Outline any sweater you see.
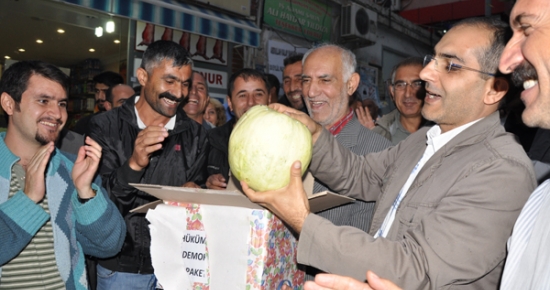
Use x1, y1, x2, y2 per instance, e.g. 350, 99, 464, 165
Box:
0, 132, 126, 290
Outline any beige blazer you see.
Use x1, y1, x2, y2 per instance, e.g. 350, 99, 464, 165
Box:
298, 112, 536, 290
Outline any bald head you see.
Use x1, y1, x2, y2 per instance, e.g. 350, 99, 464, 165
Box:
107, 84, 134, 109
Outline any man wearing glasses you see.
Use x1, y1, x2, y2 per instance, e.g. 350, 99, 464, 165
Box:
73, 71, 124, 135
370, 57, 428, 145
243, 17, 536, 289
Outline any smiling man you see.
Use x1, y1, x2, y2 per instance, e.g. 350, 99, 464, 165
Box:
300, 44, 392, 280
497, 0, 550, 288
183, 71, 213, 130
243, 18, 536, 289
205, 68, 270, 189
279, 54, 308, 113
369, 57, 427, 145
0, 61, 125, 289
89, 40, 208, 289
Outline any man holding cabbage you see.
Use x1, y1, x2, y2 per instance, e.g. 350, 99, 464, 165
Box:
242, 17, 536, 290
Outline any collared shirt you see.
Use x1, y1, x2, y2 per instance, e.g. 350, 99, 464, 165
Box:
134, 96, 176, 130
329, 109, 354, 136
375, 118, 482, 238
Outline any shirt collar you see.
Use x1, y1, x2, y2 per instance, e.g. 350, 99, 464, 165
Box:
134, 96, 176, 130
328, 109, 354, 136
426, 118, 483, 153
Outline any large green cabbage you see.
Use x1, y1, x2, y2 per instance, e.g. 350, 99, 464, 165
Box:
228, 105, 312, 191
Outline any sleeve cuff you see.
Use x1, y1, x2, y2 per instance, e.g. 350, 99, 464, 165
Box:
117, 160, 145, 184
72, 184, 109, 226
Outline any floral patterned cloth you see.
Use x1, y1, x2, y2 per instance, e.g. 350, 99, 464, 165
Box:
164, 202, 304, 289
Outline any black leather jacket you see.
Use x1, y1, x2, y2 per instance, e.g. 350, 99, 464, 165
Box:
89, 95, 208, 274
206, 118, 235, 180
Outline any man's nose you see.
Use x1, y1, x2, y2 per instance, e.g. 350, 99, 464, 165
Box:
499, 36, 524, 75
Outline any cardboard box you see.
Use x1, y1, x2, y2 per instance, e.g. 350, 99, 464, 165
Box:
131, 173, 354, 290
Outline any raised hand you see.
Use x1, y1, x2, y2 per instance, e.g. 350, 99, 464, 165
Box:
356, 106, 376, 129
128, 124, 168, 171
24, 142, 55, 203
72, 136, 102, 199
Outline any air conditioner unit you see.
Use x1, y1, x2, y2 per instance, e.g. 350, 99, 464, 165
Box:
341, 3, 377, 45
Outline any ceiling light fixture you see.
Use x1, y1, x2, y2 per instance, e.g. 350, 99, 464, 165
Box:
106, 20, 115, 33
18, 48, 25, 52
89, 48, 95, 52
57, 29, 65, 34
36, 39, 43, 44
4, 56, 10, 59
95, 26, 103, 37
114, 39, 120, 44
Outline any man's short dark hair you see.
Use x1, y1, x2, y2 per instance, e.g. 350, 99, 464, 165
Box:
390, 57, 424, 84
0, 60, 69, 103
283, 54, 304, 67
93, 71, 124, 87
140, 40, 193, 73
452, 17, 510, 79
227, 69, 271, 98
266, 74, 280, 95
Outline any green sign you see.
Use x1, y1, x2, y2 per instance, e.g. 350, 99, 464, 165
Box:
263, 0, 332, 41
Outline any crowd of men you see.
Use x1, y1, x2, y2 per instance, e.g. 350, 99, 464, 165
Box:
1, 0, 550, 288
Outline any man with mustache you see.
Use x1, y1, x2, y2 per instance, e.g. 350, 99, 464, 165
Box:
279, 54, 309, 114
497, 0, 550, 288
300, 44, 392, 280
244, 17, 536, 289
366, 57, 428, 145
89, 40, 208, 289
0, 61, 125, 289
183, 71, 213, 130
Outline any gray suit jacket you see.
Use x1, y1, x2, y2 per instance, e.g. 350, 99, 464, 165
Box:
298, 112, 536, 289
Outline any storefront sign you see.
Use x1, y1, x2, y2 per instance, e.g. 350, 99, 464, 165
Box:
267, 40, 308, 86
194, 68, 228, 90
136, 21, 228, 66
263, 0, 332, 41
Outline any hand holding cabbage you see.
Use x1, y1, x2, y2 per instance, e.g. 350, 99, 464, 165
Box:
229, 104, 315, 232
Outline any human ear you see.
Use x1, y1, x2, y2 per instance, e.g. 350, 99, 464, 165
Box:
484, 77, 509, 105
0, 92, 15, 115
347, 72, 361, 96
136, 67, 149, 87
226, 95, 233, 112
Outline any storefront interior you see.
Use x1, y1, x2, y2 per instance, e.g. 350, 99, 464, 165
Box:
0, 0, 130, 126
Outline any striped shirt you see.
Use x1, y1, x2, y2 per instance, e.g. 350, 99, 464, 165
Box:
0, 163, 65, 290
500, 179, 550, 289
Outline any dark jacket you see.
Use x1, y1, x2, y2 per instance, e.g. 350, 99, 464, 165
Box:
206, 118, 235, 180
89, 95, 208, 274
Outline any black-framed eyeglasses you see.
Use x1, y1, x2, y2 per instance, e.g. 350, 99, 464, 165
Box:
392, 80, 424, 91
423, 55, 495, 77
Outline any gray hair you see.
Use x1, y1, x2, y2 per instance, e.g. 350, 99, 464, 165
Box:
192, 71, 209, 96
303, 43, 357, 82
390, 57, 424, 83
